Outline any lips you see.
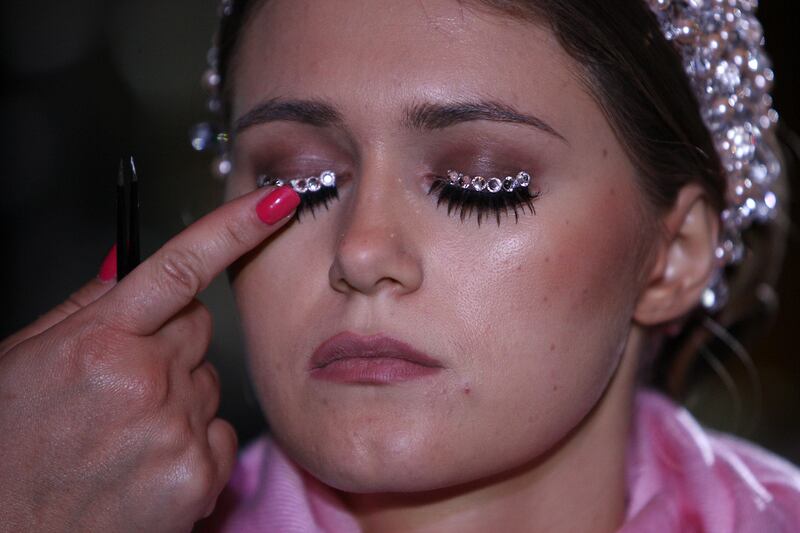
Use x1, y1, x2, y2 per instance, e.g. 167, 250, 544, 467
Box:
309, 332, 444, 384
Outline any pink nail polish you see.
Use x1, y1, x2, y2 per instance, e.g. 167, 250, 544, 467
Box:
98, 245, 117, 282
256, 187, 301, 225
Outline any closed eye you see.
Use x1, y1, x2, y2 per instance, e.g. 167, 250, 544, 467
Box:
428, 176, 539, 225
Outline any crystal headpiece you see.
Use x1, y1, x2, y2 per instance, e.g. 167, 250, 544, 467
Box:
645, 0, 780, 309
193, 0, 781, 311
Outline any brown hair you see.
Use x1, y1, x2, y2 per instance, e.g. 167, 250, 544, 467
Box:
215, 0, 789, 398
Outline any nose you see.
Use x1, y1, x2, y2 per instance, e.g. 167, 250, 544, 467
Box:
329, 173, 424, 297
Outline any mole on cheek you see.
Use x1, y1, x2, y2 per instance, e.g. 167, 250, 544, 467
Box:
602, 148, 608, 158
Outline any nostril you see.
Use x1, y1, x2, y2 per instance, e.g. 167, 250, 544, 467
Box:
328, 231, 423, 297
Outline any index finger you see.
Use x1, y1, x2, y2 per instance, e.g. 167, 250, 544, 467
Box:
95, 186, 299, 336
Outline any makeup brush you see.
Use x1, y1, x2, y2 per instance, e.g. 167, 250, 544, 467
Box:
116, 156, 141, 281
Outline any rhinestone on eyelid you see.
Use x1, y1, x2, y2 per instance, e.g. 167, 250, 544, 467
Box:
292, 178, 308, 193
320, 171, 336, 187
258, 171, 337, 193
307, 177, 322, 192
443, 169, 533, 193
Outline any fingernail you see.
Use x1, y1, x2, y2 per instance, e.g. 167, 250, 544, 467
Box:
98, 244, 117, 282
256, 186, 300, 225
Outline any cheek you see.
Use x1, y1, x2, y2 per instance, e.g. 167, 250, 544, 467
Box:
444, 182, 644, 362
431, 180, 646, 439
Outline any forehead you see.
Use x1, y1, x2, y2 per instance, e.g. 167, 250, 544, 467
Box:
231, 0, 590, 133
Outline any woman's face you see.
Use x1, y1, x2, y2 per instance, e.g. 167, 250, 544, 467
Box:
226, 0, 655, 492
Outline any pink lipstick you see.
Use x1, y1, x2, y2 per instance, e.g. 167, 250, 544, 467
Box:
309, 332, 444, 384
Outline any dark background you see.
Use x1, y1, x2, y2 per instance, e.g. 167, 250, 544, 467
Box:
1, 0, 798, 463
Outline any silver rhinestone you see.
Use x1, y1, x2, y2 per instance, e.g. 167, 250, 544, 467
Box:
673, 17, 700, 45
292, 178, 308, 193
460, 174, 472, 189
212, 156, 231, 179
702, 286, 718, 310
502, 176, 516, 192
207, 96, 223, 114
714, 60, 741, 90
726, 125, 757, 160
471, 176, 487, 191
257, 175, 269, 188
190, 122, 218, 152
516, 171, 531, 187
764, 190, 777, 209
320, 171, 336, 187
487, 178, 502, 193
447, 170, 460, 185
307, 177, 321, 192
275, 179, 285, 187
202, 68, 221, 92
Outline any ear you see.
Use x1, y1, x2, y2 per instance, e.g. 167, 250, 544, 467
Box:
634, 184, 720, 326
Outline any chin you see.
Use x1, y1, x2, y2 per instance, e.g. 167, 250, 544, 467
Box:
269, 415, 472, 493
297, 449, 478, 494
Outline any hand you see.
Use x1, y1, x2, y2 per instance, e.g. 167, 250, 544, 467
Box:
0, 186, 299, 532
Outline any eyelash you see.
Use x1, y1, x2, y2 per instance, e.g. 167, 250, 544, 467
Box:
427, 177, 539, 226
295, 186, 339, 220
269, 172, 539, 224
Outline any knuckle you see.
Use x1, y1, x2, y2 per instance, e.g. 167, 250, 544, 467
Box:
106, 357, 170, 411
72, 325, 115, 367
133, 363, 170, 408
161, 413, 195, 450
175, 448, 217, 509
154, 248, 206, 301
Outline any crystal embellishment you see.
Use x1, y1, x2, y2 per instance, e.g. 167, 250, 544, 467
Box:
442, 170, 533, 194
258, 171, 337, 194
646, 0, 782, 311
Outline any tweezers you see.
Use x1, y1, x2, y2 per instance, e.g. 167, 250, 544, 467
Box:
116, 156, 141, 281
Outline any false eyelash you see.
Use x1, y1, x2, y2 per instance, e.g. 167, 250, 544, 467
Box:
428, 178, 539, 225
295, 185, 339, 221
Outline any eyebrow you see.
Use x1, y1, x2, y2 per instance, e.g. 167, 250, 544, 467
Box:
404, 100, 567, 143
234, 98, 343, 134
234, 97, 567, 143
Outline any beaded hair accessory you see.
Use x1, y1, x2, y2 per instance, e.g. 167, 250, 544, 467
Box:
645, 0, 781, 310
192, 0, 781, 311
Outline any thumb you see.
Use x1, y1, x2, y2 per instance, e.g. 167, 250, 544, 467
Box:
0, 246, 118, 355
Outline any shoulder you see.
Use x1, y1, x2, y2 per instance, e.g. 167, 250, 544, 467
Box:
626, 389, 800, 532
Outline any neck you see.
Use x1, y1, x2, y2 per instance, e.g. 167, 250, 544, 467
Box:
340, 328, 646, 533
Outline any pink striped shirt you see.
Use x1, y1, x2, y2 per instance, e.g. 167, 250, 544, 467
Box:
204, 390, 800, 532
